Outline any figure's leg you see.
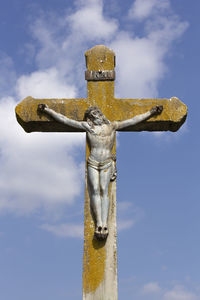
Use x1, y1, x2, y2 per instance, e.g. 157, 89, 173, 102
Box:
100, 166, 112, 238
87, 166, 102, 234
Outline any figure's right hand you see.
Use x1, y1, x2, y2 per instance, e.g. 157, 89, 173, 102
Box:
38, 103, 48, 112
150, 105, 163, 115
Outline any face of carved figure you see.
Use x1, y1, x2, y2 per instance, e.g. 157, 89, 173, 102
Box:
84, 106, 110, 125
90, 110, 105, 125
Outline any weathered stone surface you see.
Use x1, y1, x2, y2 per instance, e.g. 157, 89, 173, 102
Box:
15, 45, 188, 300
15, 97, 89, 132
113, 97, 187, 132
83, 144, 117, 300
85, 45, 115, 71
15, 96, 187, 133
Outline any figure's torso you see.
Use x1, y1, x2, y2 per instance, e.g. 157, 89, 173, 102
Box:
86, 123, 115, 162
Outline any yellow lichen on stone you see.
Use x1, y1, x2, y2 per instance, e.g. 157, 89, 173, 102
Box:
15, 97, 89, 122
85, 45, 115, 71
83, 210, 106, 294
82, 47, 116, 295
111, 98, 187, 122
15, 97, 91, 132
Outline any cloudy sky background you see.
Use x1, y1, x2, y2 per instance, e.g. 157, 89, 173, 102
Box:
0, 0, 199, 299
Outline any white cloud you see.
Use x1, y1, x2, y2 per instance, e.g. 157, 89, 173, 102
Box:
0, 97, 84, 216
111, 15, 188, 98
163, 285, 198, 300
41, 222, 83, 238
142, 282, 161, 294
111, 32, 165, 98
129, 0, 170, 21
68, 0, 118, 40
16, 68, 77, 99
27, 0, 187, 101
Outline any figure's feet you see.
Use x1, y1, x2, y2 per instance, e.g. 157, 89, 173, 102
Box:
94, 226, 103, 240
102, 226, 109, 239
95, 226, 102, 235
94, 225, 109, 241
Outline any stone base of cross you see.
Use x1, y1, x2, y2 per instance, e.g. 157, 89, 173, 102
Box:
16, 45, 187, 300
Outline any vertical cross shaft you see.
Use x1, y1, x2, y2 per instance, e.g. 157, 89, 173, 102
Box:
83, 46, 118, 300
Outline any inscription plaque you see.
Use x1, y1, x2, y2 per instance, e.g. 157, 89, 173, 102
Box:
85, 70, 115, 81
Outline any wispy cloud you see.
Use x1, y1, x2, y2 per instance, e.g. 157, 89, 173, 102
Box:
163, 285, 198, 300
0, 52, 16, 97
118, 219, 135, 231
128, 0, 170, 21
139, 282, 198, 300
41, 222, 83, 238
142, 282, 161, 294
111, 1, 188, 98
118, 201, 144, 232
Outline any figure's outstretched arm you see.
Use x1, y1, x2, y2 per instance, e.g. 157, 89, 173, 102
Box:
38, 104, 87, 130
113, 105, 163, 130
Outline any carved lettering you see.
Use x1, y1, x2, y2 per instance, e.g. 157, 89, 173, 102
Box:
85, 70, 115, 81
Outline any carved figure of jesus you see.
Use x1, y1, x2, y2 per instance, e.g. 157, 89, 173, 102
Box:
38, 104, 163, 240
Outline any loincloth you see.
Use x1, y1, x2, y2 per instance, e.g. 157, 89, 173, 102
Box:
87, 157, 112, 171
87, 155, 117, 181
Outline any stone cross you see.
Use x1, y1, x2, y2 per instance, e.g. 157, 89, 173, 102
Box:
15, 45, 187, 300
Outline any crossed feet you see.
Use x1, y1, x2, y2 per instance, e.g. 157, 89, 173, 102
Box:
94, 225, 109, 241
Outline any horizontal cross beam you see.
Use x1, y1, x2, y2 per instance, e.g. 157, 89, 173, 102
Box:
15, 96, 187, 133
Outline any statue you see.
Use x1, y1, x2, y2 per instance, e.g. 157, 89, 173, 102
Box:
38, 103, 163, 240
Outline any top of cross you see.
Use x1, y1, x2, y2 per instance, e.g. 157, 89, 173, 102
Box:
15, 45, 187, 133
85, 45, 115, 70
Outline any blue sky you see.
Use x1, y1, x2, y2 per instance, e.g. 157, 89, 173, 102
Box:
0, 0, 199, 299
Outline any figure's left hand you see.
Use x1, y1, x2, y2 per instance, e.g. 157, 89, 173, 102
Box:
150, 105, 163, 115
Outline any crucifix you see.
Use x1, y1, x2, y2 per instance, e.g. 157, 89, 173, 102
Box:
15, 45, 187, 300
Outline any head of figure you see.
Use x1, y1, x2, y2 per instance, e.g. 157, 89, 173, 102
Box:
84, 106, 110, 125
